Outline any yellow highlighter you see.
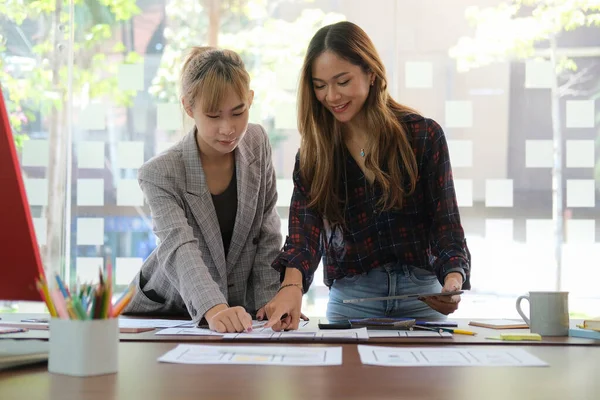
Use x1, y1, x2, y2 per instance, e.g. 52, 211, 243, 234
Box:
499, 333, 542, 341
439, 327, 477, 336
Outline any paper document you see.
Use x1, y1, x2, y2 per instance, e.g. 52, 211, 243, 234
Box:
223, 327, 369, 340
367, 330, 452, 338
118, 318, 194, 329
357, 345, 548, 367
158, 344, 342, 366
156, 327, 222, 336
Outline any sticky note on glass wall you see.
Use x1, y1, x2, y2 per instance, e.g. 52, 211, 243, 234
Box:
566, 179, 595, 208
32, 217, 47, 246
77, 179, 105, 206
118, 63, 144, 92
566, 100, 595, 128
80, 103, 106, 130
447, 140, 472, 167
275, 63, 299, 91
485, 179, 513, 207
117, 179, 144, 206
525, 61, 553, 89
526, 219, 553, 243
445, 101, 473, 128
116, 257, 143, 285
566, 219, 595, 244
405, 61, 433, 89
76, 257, 103, 284
117, 141, 145, 169
24, 178, 48, 206
525, 140, 553, 168
485, 219, 514, 242
22, 140, 49, 167
77, 141, 105, 169
76, 218, 105, 246
453, 179, 473, 207
274, 102, 297, 130
566, 140, 594, 168
157, 103, 183, 131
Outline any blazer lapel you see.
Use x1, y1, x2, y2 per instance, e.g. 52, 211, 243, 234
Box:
226, 134, 260, 273
181, 129, 227, 282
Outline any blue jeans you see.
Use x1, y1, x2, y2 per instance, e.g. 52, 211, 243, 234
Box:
326, 264, 446, 321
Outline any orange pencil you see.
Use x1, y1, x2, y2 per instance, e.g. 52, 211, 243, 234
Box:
111, 289, 134, 317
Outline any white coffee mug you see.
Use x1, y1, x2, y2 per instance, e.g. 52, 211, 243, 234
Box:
515, 291, 569, 336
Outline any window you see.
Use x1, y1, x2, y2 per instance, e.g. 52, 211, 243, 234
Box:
2, 0, 599, 318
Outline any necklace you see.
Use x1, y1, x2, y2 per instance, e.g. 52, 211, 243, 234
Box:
348, 135, 366, 157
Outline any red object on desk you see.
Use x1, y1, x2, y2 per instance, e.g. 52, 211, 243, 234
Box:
0, 86, 45, 301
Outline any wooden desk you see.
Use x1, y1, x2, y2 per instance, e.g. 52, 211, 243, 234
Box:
1, 342, 599, 400
2, 314, 598, 346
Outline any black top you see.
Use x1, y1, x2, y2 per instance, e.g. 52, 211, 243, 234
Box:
211, 169, 238, 256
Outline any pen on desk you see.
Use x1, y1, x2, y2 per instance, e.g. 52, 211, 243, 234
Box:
439, 327, 477, 336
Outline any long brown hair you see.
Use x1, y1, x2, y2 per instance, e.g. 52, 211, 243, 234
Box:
180, 46, 250, 113
297, 21, 419, 225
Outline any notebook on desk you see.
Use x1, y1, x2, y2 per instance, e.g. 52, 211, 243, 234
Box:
0, 340, 48, 371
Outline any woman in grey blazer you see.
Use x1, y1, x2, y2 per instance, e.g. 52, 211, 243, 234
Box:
123, 47, 282, 333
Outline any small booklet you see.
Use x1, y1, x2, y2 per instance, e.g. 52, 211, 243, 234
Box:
469, 319, 528, 329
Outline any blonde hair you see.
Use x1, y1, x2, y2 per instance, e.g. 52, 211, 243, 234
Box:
298, 21, 419, 225
180, 46, 251, 113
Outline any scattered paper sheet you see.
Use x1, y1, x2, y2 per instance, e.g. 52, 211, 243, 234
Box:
367, 330, 452, 338
357, 345, 548, 367
156, 327, 222, 336
118, 318, 194, 329
158, 344, 342, 366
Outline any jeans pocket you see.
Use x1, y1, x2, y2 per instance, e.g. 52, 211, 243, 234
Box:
408, 266, 437, 286
337, 273, 366, 284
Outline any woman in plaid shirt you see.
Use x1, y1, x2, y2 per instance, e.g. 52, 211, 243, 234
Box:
264, 21, 471, 331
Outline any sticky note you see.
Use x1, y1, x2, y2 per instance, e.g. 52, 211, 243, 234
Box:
22, 140, 49, 167
76, 257, 103, 284
525, 61, 553, 89
157, 103, 183, 131
117, 141, 144, 169
77, 141, 105, 169
485, 179, 513, 207
77, 179, 105, 206
76, 218, 105, 246
32, 218, 47, 246
525, 140, 553, 168
566, 219, 595, 244
566, 179, 595, 207
485, 219, 514, 242
118, 63, 144, 92
453, 179, 473, 207
526, 219, 554, 243
156, 142, 176, 155
500, 333, 541, 341
405, 61, 433, 89
445, 101, 473, 128
80, 103, 106, 130
116, 257, 144, 285
24, 179, 48, 206
566, 140, 594, 168
447, 140, 473, 167
275, 63, 299, 91
274, 102, 297, 130
276, 179, 294, 207
566, 100, 595, 128
117, 179, 144, 206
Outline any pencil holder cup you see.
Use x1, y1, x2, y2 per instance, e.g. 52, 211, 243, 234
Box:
48, 318, 119, 376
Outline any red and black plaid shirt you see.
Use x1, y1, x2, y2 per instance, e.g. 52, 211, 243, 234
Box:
272, 114, 471, 292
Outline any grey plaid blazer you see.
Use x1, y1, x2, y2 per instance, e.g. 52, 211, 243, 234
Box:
123, 123, 281, 323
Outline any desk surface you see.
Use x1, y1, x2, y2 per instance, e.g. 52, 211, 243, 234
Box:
1, 342, 599, 400
1, 313, 598, 346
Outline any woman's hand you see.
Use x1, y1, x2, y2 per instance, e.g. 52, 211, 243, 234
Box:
419, 272, 463, 315
263, 285, 304, 331
205, 304, 253, 333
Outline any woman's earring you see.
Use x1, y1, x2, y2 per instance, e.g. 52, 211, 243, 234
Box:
370, 80, 375, 86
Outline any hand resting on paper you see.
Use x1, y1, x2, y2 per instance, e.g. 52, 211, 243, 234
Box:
419, 272, 463, 315
205, 304, 253, 333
